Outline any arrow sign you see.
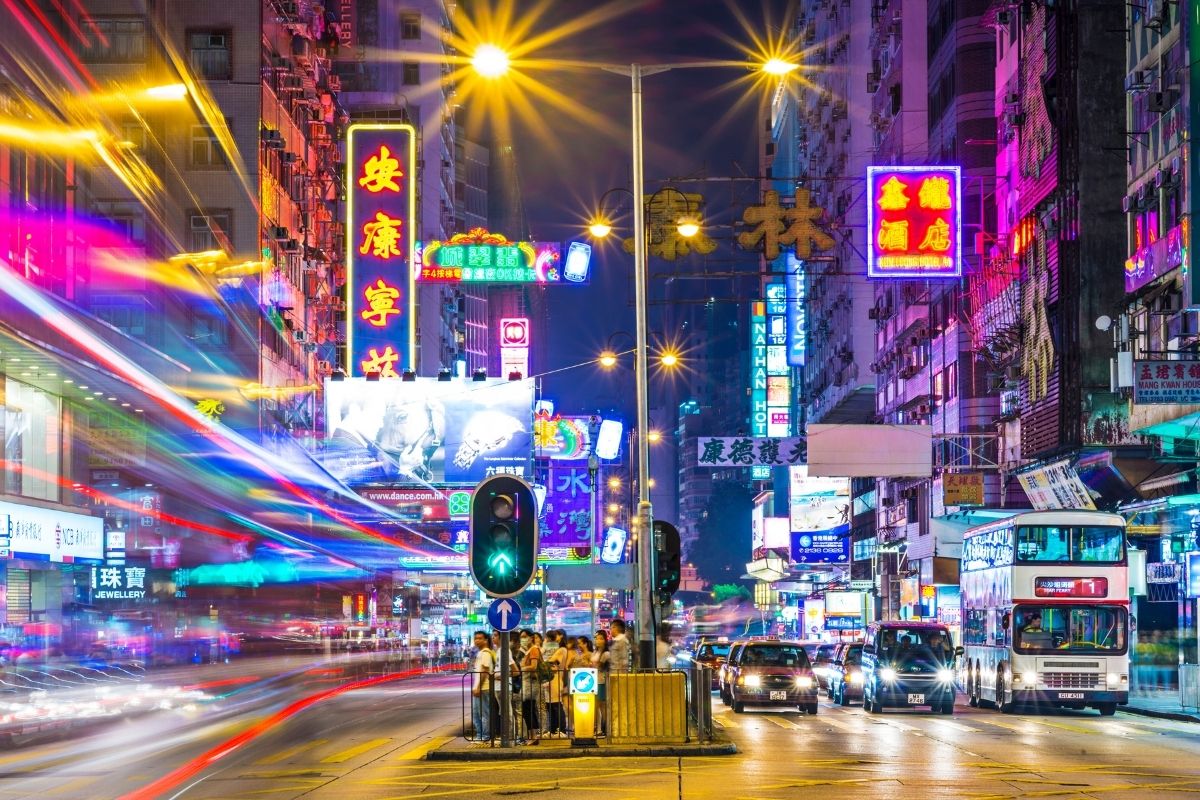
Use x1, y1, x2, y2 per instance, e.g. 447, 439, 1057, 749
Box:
570, 667, 598, 695
487, 597, 522, 633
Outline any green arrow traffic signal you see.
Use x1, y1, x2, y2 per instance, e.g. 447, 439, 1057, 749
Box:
469, 476, 539, 598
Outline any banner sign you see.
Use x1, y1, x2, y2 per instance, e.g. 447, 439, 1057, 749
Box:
791, 532, 850, 564
0, 500, 103, 564
866, 165, 962, 278
1132, 360, 1200, 404
696, 437, 805, 468
942, 472, 985, 506
786, 254, 806, 367
538, 466, 595, 563
346, 123, 417, 375
355, 487, 472, 522
1016, 459, 1096, 510
416, 229, 568, 284
324, 377, 533, 485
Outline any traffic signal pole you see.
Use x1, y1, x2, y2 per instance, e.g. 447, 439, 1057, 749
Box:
499, 634, 511, 748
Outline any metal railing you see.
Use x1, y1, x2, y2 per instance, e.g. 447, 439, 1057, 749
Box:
459, 664, 577, 743
1180, 664, 1200, 710
689, 664, 714, 742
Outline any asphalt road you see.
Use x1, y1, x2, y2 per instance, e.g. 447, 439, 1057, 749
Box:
4, 675, 1200, 799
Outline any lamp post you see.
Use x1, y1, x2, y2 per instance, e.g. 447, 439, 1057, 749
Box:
472, 51, 797, 670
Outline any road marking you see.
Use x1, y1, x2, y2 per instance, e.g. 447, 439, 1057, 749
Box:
930, 719, 981, 733
714, 715, 739, 728
320, 737, 391, 763
817, 713, 860, 732
1099, 723, 1148, 737
253, 738, 327, 766
966, 716, 1036, 734
1022, 717, 1102, 735
869, 716, 918, 731
397, 736, 453, 760
764, 715, 803, 730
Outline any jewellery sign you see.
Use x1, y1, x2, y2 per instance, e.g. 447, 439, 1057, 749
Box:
346, 123, 417, 376
91, 565, 149, 601
866, 165, 962, 278
0, 500, 103, 564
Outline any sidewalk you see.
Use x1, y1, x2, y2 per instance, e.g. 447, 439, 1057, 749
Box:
1124, 690, 1200, 723
427, 734, 737, 760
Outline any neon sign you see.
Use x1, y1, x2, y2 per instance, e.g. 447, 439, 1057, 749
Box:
417, 228, 568, 284
866, 165, 962, 278
346, 124, 416, 375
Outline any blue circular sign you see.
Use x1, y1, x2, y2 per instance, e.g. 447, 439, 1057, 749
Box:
487, 598, 522, 633
570, 668, 597, 695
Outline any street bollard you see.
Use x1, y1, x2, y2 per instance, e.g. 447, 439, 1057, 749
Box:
569, 667, 599, 747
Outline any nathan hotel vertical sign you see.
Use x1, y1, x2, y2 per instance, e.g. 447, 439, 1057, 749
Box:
346, 124, 417, 376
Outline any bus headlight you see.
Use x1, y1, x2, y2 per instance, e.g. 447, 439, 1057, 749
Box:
1013, 672, 1033, 686
936, 669, 955, 683
1107, 673, 1124, 688
880, 667, 897, 682
795, 675, 813, 689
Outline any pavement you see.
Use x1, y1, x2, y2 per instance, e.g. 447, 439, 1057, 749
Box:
428, 733, 737, 760
3, 670, 1200, 798
1125, 690, 1200, 723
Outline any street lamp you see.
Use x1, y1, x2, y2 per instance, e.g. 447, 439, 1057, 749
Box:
472, 46, 798, 669
588, 185, 704, 243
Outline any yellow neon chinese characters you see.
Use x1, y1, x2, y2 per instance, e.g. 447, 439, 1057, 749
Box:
918, 218, 952, 252
917, 176, 952, 210
877, 219, 910, 251
361, 346, 401, 377
359, 145, 403, 193
359, 211, 404, 259
360, 278, 401, 327
876, 176, 910, 211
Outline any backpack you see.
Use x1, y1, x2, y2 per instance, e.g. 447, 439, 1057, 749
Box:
536, 656, 554, 684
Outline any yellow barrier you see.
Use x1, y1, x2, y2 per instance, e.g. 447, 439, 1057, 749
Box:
608, 671, 688, 744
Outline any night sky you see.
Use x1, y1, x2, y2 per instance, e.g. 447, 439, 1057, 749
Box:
461, 0, 788, 419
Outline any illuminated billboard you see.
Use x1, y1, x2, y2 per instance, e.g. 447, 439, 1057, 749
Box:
416, 229, 572, 284
789, 467, 851, 537
324, 377, 533, 484
539, 465, 596, 563
533, 414, 623, 461
346, 124, 417, 375
866, 165, 961, 279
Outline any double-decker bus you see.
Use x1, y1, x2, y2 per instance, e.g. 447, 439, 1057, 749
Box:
960, 510, 1129, 716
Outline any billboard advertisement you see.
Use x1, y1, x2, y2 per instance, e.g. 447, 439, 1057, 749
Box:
324, 377, 533, 484
788, 467, 851, 536
866, 165, 962, 279
416, 230, 570, 284
346, 124, 417, 375
0, 500, 104, 564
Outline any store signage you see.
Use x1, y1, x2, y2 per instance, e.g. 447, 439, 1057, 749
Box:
961, 527, 1014, 572
1125, 224, 1184, 294
499, 317, 531, 377
1034, 577, 1109, 598
790, 532, 850, 564
1132, 359, 1200, 404
750, 304, 767, 437
91, 565, 148, 601
1188, 553, 1200, 598
696, 437, 805, 468
764, 282, 791, 437
825, 591, 863, 615
534, 414, 593, 461
866, 165, 962, 278
0, 500, 103, 564
785, 254, 806, 367
417, 229, 568, 284
738, 189, 833, 261
942, 473, 984, 506
1016, 459, 1096, 510
825, 616, 862, 631
599, 527, 627, 564
347, 123, 417, 375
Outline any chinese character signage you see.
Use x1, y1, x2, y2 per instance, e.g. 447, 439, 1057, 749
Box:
347, 124, 416, 376
750, 304, 767, 437
791, 533, 850, 564
538, 466, 595, 564
500, 317, 530, 377
91, 565, 149, 601
738, 189, 834, 261
866, 165, 961, 278
1016, 459, 1096, 511
324, 377, 533, 484
764, 283, 791, 437
696, 437, 805, 468
534, 413, 594, 461
942, 472, 984, 507
0, 500, 103, 564
1133, 360, 1200, 404
417, 229, 570, 284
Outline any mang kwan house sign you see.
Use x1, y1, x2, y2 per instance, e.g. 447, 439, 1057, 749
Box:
1133, 360, 1200, 404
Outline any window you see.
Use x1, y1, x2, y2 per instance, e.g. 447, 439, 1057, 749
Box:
963, 608, 988, 646
853, 536, 876, 561
3, 378, 61, 501
93, 201, 146, 244
1016, 525, 1125, 563
1014, 605, 1127, 654
189, 31, 231, 80
945, 361, 958, 400
402, 62, 420, 85
80, 18, 146, 62
401, 13, 421, 39
739, 645, 807, 668
119, 121, 146, 151
91, 294, 148, 337
190, 312, 230, 346
188, 211, 232, 252
190, 125, 226, 167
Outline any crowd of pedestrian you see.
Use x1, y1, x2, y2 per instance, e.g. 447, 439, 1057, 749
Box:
468, 621, 636, 743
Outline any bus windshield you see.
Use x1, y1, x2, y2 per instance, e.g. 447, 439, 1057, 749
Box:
1015, 525, 1124, 563
1013, 605, 1127, 654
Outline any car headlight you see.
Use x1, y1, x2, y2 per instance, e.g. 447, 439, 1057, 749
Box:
879, 667, 897, 682
744, 675, 761, 688
936, 669, 954, 683
850, 671, 864, 685
795, 675, 813, 689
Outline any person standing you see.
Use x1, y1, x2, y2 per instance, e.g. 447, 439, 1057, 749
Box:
609, 619, 632, 674
469, 631, 495, 742
546, 631, 570, 738
593, 630, 611, 737
518, 629, 543, 744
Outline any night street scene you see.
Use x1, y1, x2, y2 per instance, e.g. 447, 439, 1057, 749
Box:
5, 0, 1200, 797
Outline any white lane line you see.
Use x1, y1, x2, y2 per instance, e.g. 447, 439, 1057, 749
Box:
930, 719, 982, 734
764, 715, 803, 730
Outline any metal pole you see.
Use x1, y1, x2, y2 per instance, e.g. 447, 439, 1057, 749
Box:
499, 634, 511, 747
630, 62, 656, 670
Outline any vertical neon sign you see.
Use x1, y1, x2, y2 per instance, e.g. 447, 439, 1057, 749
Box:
346, 124, 416, 375
750, 301, 768, 437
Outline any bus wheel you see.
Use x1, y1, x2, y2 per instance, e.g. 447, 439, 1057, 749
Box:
996, 671, 1015, 714
967, 667, 979, 708
1097, 702, 1117, 717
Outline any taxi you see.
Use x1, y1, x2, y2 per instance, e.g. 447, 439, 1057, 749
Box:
728, 640, 819, 714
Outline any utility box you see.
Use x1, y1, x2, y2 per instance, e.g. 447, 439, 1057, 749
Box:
608, 671, 688, 744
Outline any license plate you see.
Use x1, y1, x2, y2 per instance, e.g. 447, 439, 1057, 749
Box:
907, 693, 925, 704
1058, 692, 1084, 699
770, 691, 787, 700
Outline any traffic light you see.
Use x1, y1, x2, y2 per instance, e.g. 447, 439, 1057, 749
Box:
654, 520, 681, 598
469, 475, 539, 598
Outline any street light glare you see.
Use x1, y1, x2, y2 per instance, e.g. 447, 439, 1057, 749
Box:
675, 216, 701, 238
659, 352, 679, 368
598, 350, 618, 368
472, 45, 511, 78
647, 430, 663, 444
588, 219, 613, 238
762, 58, 799, 76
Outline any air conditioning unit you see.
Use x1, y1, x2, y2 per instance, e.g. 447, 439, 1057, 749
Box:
282, 239, 301, 252
868, 308, 881, 320
915, 403, 932, 416
270, 226, 289, 240
1004, 109, 1026, 127
1148, 91, 1175, 113
1125, 70, 1153, 93
1122, 194, 1134, 213
293, 330, 308, 342
1004, 92, 1021, 107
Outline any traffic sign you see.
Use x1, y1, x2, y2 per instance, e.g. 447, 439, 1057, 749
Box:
487, 597, 522, 632
570, 667, 598, 695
